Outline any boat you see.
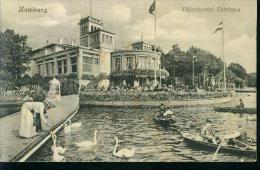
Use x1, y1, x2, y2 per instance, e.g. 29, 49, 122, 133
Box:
154, 114, 176, 126
214, 106, 256, 114
182, 132, 256, 157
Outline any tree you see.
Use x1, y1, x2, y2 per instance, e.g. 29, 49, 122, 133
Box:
0, 29, 32, 83
17, 74, 32, 87
227, 63, 247, 79
246, 73, 256, 87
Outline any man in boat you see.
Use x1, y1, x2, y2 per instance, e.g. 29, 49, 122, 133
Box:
163, 107, 175, 117
225, 122, 249, 148
159, 103, 166, 117
200, 119, 220, 144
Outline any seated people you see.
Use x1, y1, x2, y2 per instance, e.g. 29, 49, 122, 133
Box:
163, 107, 174, 117
159, 103, 166, 117
201, 119, 219, 144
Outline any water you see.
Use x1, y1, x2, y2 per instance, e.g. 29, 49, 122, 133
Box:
28, 93, 256, 162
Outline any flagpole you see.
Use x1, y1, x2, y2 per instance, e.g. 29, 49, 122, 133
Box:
222, 19, 226, 92
90, 0, 92, 17
154, 0, 157, 86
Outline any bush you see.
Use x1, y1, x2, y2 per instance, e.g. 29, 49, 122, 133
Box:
60, 79, 79, 96
31, 90, 46, 102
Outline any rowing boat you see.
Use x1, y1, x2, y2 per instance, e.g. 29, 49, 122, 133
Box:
214, 106, 256, 114
154, 114, 176, 126
182, 132, 256, 157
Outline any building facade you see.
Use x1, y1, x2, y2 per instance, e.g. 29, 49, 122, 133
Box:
29, 16, 115, 80
110, 41, 168, 88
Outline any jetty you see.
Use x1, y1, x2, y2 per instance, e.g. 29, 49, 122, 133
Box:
0, 95, 79, 162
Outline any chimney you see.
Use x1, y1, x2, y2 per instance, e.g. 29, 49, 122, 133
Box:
46, 40, 49, 45
59, 38, 63, 44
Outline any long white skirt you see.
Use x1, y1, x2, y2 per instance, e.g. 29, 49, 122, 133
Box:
19, 108, 37, 138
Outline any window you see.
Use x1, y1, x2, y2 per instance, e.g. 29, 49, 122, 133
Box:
45, 63, 49, 75
109, 36, 112, 43
63, 60, 67, 74
37, 65, 41, 74
83, 56, 92, 73
93, 58, 99, 65
69, 51, 77, 56
102, 34, 105, 42
91, 26, 94, 32
70, 57, 77, 73
51, 62, 54, 75
127, 57, 134, 70
115, 57, 121, 71
57, 60, 62, 74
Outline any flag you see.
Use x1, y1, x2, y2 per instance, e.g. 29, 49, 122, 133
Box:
213, 21, 223, 34
149, 0, 155, 15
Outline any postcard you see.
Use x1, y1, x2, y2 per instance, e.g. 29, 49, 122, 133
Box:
0, 0, 257, 163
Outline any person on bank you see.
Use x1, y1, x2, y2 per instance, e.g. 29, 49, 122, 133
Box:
200, 119, 219, 144
236, 99, 244, 117
19, 102, 51, 138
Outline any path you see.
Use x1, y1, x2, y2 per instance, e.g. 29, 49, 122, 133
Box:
0, 95, 79, 162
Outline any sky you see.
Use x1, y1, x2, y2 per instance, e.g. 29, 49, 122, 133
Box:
0, 0, 257, 73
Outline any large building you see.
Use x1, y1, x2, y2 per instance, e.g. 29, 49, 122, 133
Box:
110, 41, 168, 88
29, 16, 115, 80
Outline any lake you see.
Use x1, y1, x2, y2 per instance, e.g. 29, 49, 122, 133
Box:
28, 93, 256, 162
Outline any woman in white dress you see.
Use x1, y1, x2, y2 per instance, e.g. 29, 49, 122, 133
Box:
19, 107, 37, 138
19, 102, 51, 138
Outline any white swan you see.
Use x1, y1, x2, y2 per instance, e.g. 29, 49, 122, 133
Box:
64, 123, 71, 134
52, 147, 65, 162
74, 130, 97, 148
245, 115, 256, 121
113, 136, 135, 158
51, 132, 66, 155
68, 119, 82, 128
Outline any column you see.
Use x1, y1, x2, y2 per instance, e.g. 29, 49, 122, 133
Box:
54, 58, 58, 76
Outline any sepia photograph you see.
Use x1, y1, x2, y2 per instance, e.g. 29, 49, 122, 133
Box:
0, 0, 257, 164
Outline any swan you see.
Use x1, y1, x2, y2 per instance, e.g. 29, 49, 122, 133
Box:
51, 132, 66, 155
113, 136, 135, 158
245, 115, 256, 121
52, 147, 65, 162
68, 119, 82, 128
74, 130, 98, 148
64, 123, 72, 134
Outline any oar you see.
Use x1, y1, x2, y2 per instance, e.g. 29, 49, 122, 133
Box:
211, 139, 224, 162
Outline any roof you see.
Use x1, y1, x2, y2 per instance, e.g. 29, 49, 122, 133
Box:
91, 29, 115, 35
32, 43, 73, 53
131, 41, 153, 46
79, 16, 103, 25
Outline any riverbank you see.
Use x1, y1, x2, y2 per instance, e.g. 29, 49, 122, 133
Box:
0, 95, 79, 162
80, 95, 233, 108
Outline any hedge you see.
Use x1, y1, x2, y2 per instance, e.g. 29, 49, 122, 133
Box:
80, 91, 230, 102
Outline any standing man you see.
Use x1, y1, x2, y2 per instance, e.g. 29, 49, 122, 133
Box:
238, 99, 245, 117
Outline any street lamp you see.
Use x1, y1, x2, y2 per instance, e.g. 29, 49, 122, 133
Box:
192, 56, 197, 86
